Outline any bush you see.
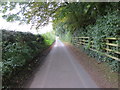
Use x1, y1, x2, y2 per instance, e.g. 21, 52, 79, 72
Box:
72, 11, 120, 72
1, 30, 55, 88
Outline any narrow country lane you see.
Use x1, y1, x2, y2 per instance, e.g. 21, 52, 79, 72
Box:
25, 38, 98, 88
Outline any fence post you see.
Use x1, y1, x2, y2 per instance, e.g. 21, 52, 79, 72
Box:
106, 39, 109, 54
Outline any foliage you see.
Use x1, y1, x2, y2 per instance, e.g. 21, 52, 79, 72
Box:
1, 30, 54, 88
42, 31, 55, 45
53, 2, 120, 72
0, 1, 119, 79
0, 2, 66, 29
1, 2, 119, 29
73, 11, 120, 72
53, 2, 119, 38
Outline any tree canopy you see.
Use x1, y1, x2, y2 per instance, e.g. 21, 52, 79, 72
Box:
0, 2, 119, 30
0, 2, 66, 29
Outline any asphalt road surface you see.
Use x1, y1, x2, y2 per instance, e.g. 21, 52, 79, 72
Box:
25, 38, 98, 88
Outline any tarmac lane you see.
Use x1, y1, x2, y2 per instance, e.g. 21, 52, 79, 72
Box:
25, 39, 98, 88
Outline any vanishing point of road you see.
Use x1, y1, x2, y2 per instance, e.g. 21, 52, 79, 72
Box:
25, 38, 98, 88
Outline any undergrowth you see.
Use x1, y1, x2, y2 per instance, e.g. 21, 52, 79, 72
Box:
1, 30, 55, 88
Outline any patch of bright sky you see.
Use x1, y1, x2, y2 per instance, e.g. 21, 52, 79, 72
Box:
0, 3, 53, 34
0, 17, 53, 34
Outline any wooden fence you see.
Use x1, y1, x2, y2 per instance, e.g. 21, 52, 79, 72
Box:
72, 37, 120, 61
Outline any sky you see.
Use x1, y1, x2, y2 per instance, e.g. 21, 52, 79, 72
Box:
0, 15, 53, 34
0, 4, 53, 35
0, 18, 53, 35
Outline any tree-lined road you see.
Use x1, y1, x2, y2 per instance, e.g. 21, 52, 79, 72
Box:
25, 39, 98, 88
